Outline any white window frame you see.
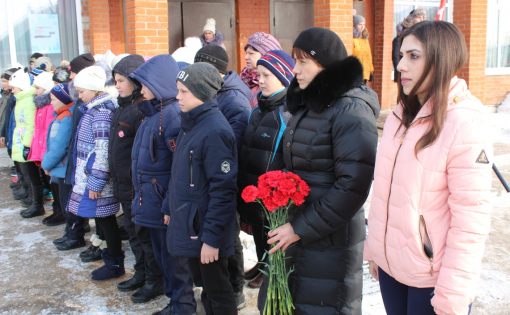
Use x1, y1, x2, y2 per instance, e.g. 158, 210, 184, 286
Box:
485, 0, 510, 75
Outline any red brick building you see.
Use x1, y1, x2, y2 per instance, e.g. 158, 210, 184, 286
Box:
1, 0, 507, 109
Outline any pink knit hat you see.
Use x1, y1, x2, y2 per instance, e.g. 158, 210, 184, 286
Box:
245, 32, 282, 55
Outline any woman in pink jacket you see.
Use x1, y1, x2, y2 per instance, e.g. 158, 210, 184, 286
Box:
364, 21, 493, 315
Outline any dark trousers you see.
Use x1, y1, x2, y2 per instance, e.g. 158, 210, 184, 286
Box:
135, 225, 162, 283
190, 256, 237, 315
228, 228, 245, 294
121, 200, 145, 278
49, 182, 62, 215
58, 179, 86, 241
20, 162, 43, 205
379, 267, 436, 315
95, 215, 122, 257
149, 228, 195, 313
252, 221, 269, 263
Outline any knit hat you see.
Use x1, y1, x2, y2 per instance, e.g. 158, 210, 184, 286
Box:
1, 67, 20, 80
245, 32, 282, 55
51, 83, 73, 105
33, 71, 54, 92
110, 53, 130, 70
34, 56, 53, 72
194, 45, 229, 74
112, 54, 145, 78
176, 62, 223, 102
353, 15, 366, 26
9, 68, 32, 91
73, 65, 106, 91
293, 27, 348, 68
256, 50, 295, 87
203, 18, 216, 34
53, 66, 71, 83
70, 53, 95, 74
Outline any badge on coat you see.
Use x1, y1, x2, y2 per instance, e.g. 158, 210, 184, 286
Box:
118, 130, 125, 138
221, 161, 231, 174
475, 150, 489, 164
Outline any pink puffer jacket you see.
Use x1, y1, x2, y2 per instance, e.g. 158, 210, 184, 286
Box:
364, 77, 493, 315
28, 103, 55, 162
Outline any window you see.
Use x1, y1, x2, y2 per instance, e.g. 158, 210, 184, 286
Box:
486, 0, 510, 75
394, 0, 453, 37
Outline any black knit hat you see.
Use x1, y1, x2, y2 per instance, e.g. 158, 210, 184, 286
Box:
70, 53, 95, 74
194, 45, 229, 74
293, 27, 348, 68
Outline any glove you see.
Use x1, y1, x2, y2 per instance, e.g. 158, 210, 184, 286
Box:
23, 146, 30, 160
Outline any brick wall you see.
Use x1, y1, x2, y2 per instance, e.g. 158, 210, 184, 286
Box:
372, 0, 396, 109
125, 0, 169, 56
237, 0, 270, 69
109, 0, 126, 54
81, 0, 91, 53
87, 0, 112, 54
314, 0, 353, 53
454, 0, 510, 105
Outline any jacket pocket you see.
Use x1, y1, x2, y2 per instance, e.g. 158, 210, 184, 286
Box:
151, 177, 165, 200
149, 133, 157, 163
419, 215, 434, 275
188, 206, 200, 240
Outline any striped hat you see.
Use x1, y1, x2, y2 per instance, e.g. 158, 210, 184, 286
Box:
256, 50, 295, 87
51, 83, 73, 105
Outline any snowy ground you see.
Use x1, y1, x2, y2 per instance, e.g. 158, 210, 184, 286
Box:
0, 111, 509, 314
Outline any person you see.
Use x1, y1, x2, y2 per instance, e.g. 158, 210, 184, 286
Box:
237, 49, 295, 290
365, 21, 493, 315
352, 15, 374, 83
167, 62, 238, 315
9, 69, 43, 219
28, 52, 44, 71
392, 8, 427, 82
200, 18, 225, 48
41, 83, 75, 227
130, 54, 192, 313
67, 65, 123, 281
241, 32, 282, 108
172, 37, 203, 65
263, 27, 380, 315
194, 44, 250, 305
30, 71, 66, 226
109, 54, 162, 303
53, 53, 95, 252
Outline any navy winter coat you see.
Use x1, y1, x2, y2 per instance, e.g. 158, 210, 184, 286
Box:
215, 71, 250, 147
130, 54, 181, 229
0, 94, 16, 150
166, 100, 238, 258
64, 88, 86, 186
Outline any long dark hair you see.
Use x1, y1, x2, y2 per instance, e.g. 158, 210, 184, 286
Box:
398, 21, 467, 154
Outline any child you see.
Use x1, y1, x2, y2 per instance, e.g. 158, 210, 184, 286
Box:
31, 71, 65, 226
68, 65, 122, 280
168, 62, 238, 315
41, 83, 74, 226
9, 69, 43, 218
130, 54, 189, 311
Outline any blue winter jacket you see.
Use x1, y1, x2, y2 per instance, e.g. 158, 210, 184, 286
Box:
215, 71, 250, 148
42, 105, 75, 179
130, 55, 181, 229
1, 94, 16, 150
166, 100, 238, 258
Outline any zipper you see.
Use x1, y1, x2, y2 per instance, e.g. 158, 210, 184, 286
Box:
265, 112, 280, 172
189, 150, 194, 187
383, 129, 407, 275
419, 215, 434, 276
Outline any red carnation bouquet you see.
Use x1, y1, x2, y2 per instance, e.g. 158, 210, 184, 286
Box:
241, 170, 310, 315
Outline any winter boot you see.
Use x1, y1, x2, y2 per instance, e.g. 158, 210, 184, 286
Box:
20, 185, 45, 218
80, 234, 104, 263
91, 250, 125, 281
43, 199, 65, 226
13, 186, 29, 200
118, 273, 145, 292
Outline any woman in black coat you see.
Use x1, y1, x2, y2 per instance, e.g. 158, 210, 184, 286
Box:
265, 28, 380, 315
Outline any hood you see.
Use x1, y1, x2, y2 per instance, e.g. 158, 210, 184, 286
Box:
200, 31, 224, 47
112, 54, 145, 79
130, 54, 179, 101
221, 71, 251, 101
287, 56, 369, 114
34, 92, 51, 108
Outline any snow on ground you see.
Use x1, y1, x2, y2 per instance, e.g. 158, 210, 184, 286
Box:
0, 111, 509, 314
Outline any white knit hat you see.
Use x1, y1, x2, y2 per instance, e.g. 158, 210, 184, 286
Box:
33, 71, 55, 92
203, 18, 216, 34
73, 65, 106, 91
9, 69, 32, 91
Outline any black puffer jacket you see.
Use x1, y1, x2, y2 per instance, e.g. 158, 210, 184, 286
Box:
283, 56, 379, 315
108, 55, 145, 202
237, 90, 289, 225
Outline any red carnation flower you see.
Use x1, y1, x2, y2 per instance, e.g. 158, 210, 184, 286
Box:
241, 185, 259, 203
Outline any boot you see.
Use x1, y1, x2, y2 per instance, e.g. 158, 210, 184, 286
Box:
117, 273, 145, 292
43, 199, 65, 226
130, 280, 164, 303
13, 186, 29, 200
21, 184, 45, 218
91, 250, 125, 281
55, 238, 85, 250
20, 196, 32, 208
80, 245, 103, 263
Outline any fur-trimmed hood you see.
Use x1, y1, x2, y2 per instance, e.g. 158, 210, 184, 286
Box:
34, 92, 51, 109
287, 56, 379, 116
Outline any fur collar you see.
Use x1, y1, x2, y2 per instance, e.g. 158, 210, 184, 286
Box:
34, 92, 51, 109
286, 56, 364, 114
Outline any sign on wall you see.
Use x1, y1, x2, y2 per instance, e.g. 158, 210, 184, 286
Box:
28, 14, 61, 54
